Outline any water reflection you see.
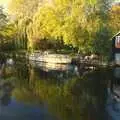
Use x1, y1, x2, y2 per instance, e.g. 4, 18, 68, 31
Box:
109, 67, 120, 99
0, 57, 14, 107
0, 82, 14, 106
106, 67, 120, 120
0, 55, 115, 120
11, 63, 110, 120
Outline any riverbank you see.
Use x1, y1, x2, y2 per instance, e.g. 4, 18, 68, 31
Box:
0, 51, 111, 68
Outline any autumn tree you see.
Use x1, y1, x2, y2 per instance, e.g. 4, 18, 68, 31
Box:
109, 2, 120, 35
8, 0, 117, 57
8, 0, 41, 50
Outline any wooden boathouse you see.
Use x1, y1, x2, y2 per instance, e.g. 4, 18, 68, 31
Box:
112, 31, 120, 65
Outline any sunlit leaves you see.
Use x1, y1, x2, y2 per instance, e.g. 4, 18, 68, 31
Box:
28, 0, 88, 51
109, 3, 120, 34
8, 0, 40, 18
7, 0, 119, 56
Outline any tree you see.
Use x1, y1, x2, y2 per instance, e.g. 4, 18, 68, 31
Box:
27, 0, 88, 51
89, 0, 112, 56
0, 6, 8, 48
0, 6, 7, 27
8, 0, 116, 56
28, 0, 112, 55
0, 6, 18, 51
8, 0, 41, 50
8, 0, 40, 18
109, 2, 120, 34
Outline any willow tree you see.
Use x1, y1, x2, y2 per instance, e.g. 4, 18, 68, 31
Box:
8, 0, 41, 50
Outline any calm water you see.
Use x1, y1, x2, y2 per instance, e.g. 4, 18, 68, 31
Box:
0, 56, 120, 120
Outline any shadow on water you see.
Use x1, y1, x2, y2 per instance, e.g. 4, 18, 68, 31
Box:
0, 82, 14, 106
0, 54, 14, 107
106, 66, 120, 120
0, 53, 118, 120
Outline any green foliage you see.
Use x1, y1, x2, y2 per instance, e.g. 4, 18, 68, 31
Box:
11, 65, 108, 120
109, 3, 120, 34
0, 7, 17, 51
26, 0, 113, 55
6, 0, 120, 56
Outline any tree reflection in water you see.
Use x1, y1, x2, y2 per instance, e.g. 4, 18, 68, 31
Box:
0, 54, 114, 120
107, 67, 120, 113
0, 82, 14, 106
0, 56, 14, 106
12, 62, 111, 120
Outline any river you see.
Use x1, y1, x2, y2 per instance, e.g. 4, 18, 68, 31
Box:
0, 55, 120, 120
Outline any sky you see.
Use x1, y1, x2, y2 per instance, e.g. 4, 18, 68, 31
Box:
0, 0, 10, 7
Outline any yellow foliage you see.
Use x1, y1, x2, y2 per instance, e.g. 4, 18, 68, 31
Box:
109, 4, 120, 34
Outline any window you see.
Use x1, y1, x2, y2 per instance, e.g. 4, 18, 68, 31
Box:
115, 36, 120, 48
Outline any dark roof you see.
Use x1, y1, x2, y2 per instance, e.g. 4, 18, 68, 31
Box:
112, 31, 120, 39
